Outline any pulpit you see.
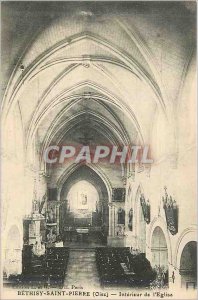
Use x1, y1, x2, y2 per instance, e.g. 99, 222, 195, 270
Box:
23, 212, 45, 245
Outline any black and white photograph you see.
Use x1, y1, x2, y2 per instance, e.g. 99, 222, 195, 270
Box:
1, 1, 197, 299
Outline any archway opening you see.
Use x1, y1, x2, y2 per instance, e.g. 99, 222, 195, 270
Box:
151, 226, 169, 287
4, 226, 21, 277
179, 241, 197, 289
59, 165, 109, 248
67, 180, 100, 227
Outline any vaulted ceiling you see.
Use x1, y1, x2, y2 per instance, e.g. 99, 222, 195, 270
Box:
1, 1, 196, 174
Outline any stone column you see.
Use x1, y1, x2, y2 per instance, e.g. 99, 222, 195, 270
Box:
112, 205, 116, 236
108, 203, 117, 237
56, 203, 60, 235
108, 203, 113, 236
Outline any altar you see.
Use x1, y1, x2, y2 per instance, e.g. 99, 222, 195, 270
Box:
63, 227, 89, 243
76, 228, 89, 243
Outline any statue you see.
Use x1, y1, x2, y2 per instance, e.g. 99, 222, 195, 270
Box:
140, 194, 150, 224
116, 224, 125, 236
128, 208, 133, 231
162, 187, 178, 235
47, 229, 56, 244
48, 207, 56, 223
118, 208, 125, 224
32, 199, 39, 214
32, 238, 45, 257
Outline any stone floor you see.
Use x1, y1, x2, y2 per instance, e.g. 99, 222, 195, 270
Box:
64, 249, 101, 289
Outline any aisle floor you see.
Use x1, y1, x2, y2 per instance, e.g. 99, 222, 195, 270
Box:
64, 249, 101, 289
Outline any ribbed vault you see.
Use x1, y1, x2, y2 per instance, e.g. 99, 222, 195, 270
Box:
1, 2, 196, 188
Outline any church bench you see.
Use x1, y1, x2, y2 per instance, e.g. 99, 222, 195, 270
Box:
95, 247, 156, 287
21, 246, 70, 287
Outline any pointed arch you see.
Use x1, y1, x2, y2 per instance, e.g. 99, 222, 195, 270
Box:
148, 216, 172, 266
57, 162, 112, 201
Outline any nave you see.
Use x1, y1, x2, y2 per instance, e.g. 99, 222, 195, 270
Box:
1, 2, 197, 296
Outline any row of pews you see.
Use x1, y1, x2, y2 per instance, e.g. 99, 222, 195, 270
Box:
4, 246, 69, 288
23, 246, 69, 287
95, 247, 156, 287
